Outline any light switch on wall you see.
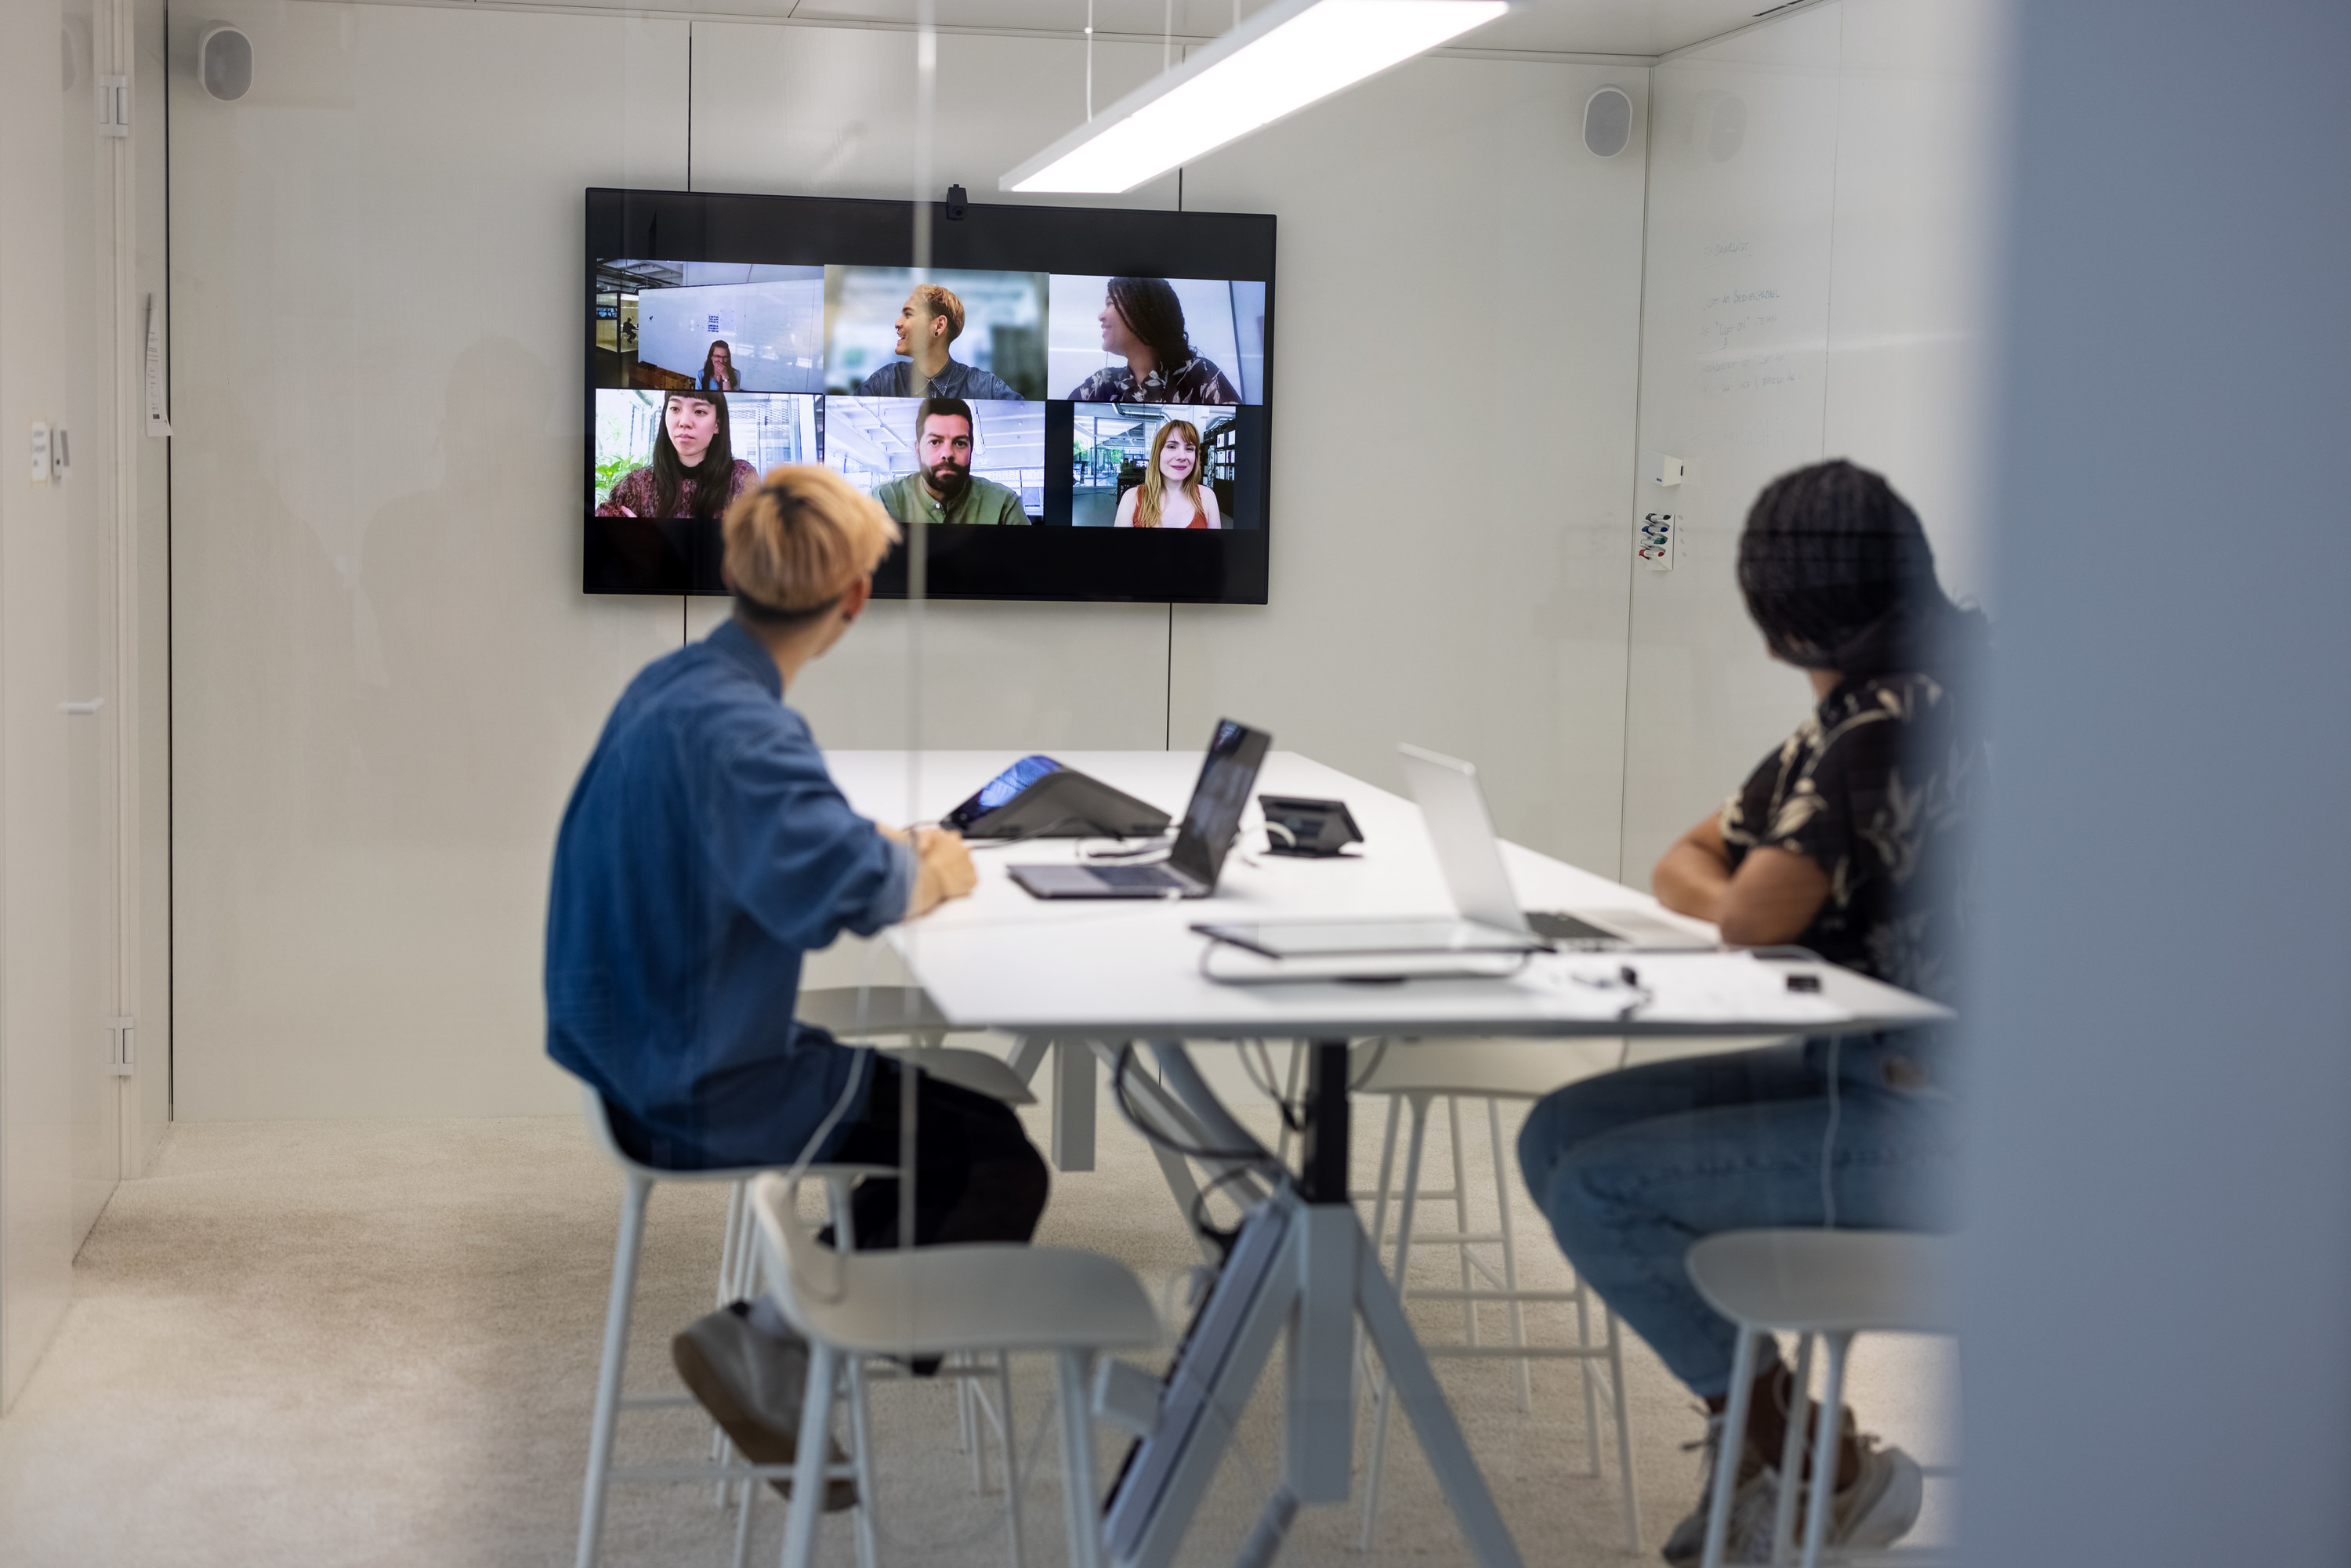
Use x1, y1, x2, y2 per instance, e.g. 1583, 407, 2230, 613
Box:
29, 422, 50, 484
1637, 512, 1677, 571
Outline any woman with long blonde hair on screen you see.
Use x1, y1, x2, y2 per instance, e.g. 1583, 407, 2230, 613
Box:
1113, 418, 1222, 530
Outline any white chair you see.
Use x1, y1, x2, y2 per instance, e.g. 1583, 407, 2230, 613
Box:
1343, 1037, 1643, 1555
573, 1087, 889, 1568
1686, 1229, 1958, 1568
792, 986, 1039, 1498
748, 1169, 1165, 1568
796, 984, 1038, 1110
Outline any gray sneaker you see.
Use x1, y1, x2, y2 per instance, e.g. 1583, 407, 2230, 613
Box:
1660, 1412, 1778, 1566
672, 1302, 857, 1510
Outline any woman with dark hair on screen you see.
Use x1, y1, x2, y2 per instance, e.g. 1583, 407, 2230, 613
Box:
698, 339, 742, 391
1068, 277, 1242, 405
1112, 419, 1222, 529
1516, 460, 1989, 1566
597, 392, 759, 520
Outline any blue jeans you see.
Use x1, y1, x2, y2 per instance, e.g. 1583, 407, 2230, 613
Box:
1516, 1036, 1960, 1397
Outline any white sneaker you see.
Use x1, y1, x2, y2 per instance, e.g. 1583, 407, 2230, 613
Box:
1826, 1437, 1924, 1552
1660, 1412, 1779, 1566
1665, 1418, 1923, 1565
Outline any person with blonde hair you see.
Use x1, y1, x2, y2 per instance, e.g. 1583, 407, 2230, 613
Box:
1113, 418, 1223, 529
852, 281, 1020, 400
547, 465, 1047, 1501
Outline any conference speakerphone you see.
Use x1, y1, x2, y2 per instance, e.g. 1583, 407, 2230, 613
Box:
941, 755, 1170, 841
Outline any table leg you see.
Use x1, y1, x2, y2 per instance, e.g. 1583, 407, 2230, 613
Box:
1296, 1039, 1352, 1204
1005, 1033, 1050, 1085
1353, 1238, 1527, 1568
1051, 1037, 1098, 1172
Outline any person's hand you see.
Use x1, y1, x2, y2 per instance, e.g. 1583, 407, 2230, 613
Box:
609, 505, 636, 517
905, 827, 976, 918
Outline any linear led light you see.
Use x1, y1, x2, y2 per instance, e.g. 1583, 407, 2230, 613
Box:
1000, 0, 1510, 195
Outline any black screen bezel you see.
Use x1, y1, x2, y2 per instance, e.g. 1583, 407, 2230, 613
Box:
583, 186, 1275, 605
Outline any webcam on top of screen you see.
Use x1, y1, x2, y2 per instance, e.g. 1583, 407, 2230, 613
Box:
945, 184, 969, 220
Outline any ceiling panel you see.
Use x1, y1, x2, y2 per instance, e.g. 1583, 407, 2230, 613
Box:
447, 0, 1802, 60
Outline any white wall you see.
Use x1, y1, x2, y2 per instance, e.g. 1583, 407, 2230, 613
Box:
681, 18, 1184, 768
2, 0, 144, 1407
1618, 0, 2001, 885
1172, 56, 1650, 878
171, 5, 1654, 1116
0, 0, 79, 1409
168, 4, 692, 1121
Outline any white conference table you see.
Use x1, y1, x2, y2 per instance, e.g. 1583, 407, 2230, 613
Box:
824, 749, 1947, 1568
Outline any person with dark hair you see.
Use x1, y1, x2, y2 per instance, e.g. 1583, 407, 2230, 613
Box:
871, 396, 1031, 527
596, 391, 759, 519
1516, 460, 1987, 1565
550, 463, 1045, 1505
1067, 277, 1243, 405
853, 283, 1021, 400
698, 339, 741, 390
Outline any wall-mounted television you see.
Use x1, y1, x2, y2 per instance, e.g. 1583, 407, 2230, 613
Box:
585, 187, 1275, 604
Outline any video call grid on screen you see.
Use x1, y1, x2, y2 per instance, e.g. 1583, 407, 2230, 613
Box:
584, 187, 1274, 605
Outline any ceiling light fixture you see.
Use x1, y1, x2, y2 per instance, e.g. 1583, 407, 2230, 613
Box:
1000, 0, 1509, 195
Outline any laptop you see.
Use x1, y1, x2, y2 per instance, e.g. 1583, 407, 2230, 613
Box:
1396, 743, 1716, 950
1009, 720, 1271, 899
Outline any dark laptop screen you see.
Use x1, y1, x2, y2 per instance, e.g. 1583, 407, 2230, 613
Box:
1168, 719, 1272, 889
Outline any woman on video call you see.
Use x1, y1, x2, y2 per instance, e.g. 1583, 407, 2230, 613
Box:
597, 392, 759, 520
1068, 277, 1243, 406
697, 339, 742, 391
1114, 419, 1222, 529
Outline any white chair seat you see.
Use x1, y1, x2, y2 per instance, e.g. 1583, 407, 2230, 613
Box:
1686, 1228, 1958, 1338
1345, 1035, 1643, 1555
784, 1237, 1161, 1357
797, 985, 953, 1038
1353, 1037, 1625, 1099
572, 1088, 893, 1568
751, 1171, 1161, 1568
1685, 1229, 1959, 1568
882, 1045, 1037, 1106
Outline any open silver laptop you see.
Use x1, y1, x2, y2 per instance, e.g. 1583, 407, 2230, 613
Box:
1396, 743, 1716, 951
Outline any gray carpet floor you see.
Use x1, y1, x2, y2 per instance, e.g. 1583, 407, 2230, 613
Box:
0, 1070, 1956, 1566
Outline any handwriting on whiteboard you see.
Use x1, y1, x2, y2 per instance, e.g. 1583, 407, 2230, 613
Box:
1701, 350, 1800, 396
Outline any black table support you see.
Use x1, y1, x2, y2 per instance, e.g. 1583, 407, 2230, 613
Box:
1297, 1038, 1353, 1204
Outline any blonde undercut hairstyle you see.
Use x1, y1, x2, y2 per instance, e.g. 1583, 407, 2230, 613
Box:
911, 283, 966, 344
723, 464, 901, 627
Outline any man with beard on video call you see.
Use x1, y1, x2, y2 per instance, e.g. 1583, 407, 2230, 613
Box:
871, 396, 1032, 527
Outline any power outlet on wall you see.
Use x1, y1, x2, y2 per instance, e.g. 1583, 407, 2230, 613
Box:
1636, 512, 1677, 571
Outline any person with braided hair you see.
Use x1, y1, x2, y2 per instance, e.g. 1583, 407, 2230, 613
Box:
1516, 460, 1989, 1564
547, 464, 1049, 1505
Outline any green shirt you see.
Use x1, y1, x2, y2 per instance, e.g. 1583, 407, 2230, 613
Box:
873, 471, 1031, 527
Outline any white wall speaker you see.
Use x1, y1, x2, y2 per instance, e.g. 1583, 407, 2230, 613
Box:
197, 24, 252, 102
1583, 86, 1633, 158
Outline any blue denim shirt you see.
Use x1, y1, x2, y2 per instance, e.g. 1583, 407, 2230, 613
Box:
545, 617, 914, 1168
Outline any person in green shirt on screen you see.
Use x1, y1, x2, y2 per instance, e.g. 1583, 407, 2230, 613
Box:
871, 396, 1032, 527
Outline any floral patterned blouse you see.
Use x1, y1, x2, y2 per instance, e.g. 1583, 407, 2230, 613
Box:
596, 459, 759, 520
1719, 672, 1983, 1005
1067, 353, 1242, 406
